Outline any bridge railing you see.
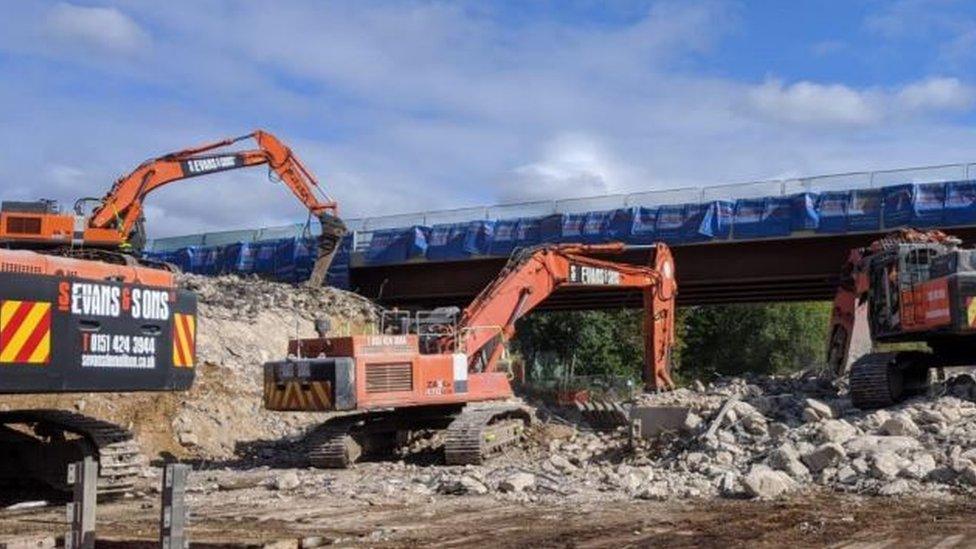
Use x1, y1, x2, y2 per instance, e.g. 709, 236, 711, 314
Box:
150, 161, 976, 253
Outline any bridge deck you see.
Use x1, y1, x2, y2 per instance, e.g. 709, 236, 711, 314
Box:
349, 227, 976, 310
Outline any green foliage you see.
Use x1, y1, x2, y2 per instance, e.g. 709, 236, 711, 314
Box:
512, 309, 643, 380
512, 301, 831, 383
677, 301, 831, 381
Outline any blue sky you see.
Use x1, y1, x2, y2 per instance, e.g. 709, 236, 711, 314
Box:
1, 1, 976, 237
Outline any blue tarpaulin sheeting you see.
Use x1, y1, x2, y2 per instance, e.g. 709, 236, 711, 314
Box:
488, 219, 519, 256
945, 180, 976, 226
733, 198, 792, 239
462, 220, 495, 256
539, 213, 584, 243
653, 202, 728, 243
273, 238, 315, 282
607, 208, 636, 241
815, 191, 849, 234
882, 183, 947, 228
581, 210, 614, 243
487, 216, 543, 255
849, 188, 882, 232
914, 182, 946, 228
883, 184, 916, 229
426, 221, 493, 261
364, 226, 429, 265
144, 235, 353, 287
253, 240, 279, 275
221, 242, 255, 274
790, 193, 819, 231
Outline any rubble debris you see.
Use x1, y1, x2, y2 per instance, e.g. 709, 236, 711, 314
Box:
273, 471, 301, 491
629, 406, 698, 439
742, 466, 796, 499
498, 472, 536, 493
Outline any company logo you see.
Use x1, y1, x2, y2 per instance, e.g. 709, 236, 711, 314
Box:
58, 282, 170, 320
182, 155, 242, 175
367, 335, 409, 347
568, 264, 621, 285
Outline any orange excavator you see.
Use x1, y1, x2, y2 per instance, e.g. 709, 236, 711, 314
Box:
826, 229, 976, 408
0, 130, 345, 285
263, 242, 677, 466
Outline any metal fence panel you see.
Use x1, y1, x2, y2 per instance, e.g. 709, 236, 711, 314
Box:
701, 180, 784, 202
487, 200, 556, 220
255, 223, 306, 241
202, 229, 259, 247
364, 213, 427, 230
423, 206, 488, 225
871, 164, 967, 186
555, 194, 628, 214
151, 234, 205, 252
626, 187, 701, 207
799, 172, 872, 193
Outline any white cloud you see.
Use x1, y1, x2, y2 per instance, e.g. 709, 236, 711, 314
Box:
44, 3, 149, 56
745, 79, 882, 126
499, 135, 617, 203
897, 77, 976, 112
744, 76, 976, 128
1, 1, 976, 240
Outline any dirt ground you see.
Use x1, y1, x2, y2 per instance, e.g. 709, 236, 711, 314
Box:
3, 490, 976, 548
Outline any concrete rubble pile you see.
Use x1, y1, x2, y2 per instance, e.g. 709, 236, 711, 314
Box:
220, 370, 976, 505
522, 370, 976, 501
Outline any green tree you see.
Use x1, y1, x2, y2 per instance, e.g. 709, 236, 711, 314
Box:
512, 309, 643, 380
677, 301, 830, 380
512, 301, 831, 383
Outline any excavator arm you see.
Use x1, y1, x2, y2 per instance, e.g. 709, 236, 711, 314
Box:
826, 248, 871, 376
86, 130, 345, 285
452, 242, 677, 390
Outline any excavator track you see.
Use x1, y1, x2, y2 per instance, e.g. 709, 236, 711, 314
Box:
850, 353, 902, 409
0, 410, 144, 497
444, 405, 531, 466
306, 417, 363, 469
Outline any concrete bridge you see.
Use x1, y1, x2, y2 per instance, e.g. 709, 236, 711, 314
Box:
150, 161, 976, 310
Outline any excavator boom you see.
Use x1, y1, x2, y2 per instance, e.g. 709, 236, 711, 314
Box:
455, 242, 677, 390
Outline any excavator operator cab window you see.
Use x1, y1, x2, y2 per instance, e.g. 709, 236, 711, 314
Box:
900, 245, 941, 286
416, 307, 459, 354
379, 310, 411, 335
869, 254, 901, 333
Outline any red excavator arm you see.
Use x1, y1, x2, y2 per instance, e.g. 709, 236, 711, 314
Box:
0, 130, 344, 285
450, 242, 677, 390
86, 130, 345, 285
87, 130, 338, 238
826, 247, 871, 376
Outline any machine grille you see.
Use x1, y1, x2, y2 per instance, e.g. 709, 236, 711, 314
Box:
5, 217, 42, 235
365, 362, 413, 393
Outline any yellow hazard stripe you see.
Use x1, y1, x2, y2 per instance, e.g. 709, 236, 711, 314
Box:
172, 313, 196, 368
0, 302, 51, 364
28, 331, 50, 364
